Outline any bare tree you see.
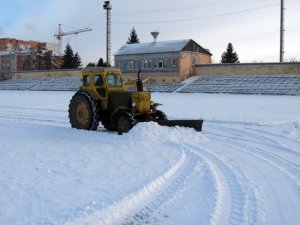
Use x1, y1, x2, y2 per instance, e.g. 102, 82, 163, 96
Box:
289, 57, 299, 62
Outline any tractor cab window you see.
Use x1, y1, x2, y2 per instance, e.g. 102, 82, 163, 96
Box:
107, 74, 122, 87
82, 75, 90, 87
94, 74, 104, 86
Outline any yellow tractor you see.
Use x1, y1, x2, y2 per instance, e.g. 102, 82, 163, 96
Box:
68, 67, 203, 134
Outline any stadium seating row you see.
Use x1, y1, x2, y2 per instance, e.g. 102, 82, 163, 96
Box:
0, 74, 299, 95
178, 74, 300, 95
0, 77, 81, 91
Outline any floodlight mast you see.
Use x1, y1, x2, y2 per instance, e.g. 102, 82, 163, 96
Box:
103, 1, 112, 67
279, 0, 285, 62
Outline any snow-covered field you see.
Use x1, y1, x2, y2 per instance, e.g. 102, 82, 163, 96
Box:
0, 90, 300, 225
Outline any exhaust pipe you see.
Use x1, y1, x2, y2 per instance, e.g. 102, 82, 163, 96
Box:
136, 69, 143, 92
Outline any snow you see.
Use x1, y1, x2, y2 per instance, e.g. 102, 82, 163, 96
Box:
0, 90, 300, 225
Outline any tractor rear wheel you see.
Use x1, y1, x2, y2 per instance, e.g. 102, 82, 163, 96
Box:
68, 91, 99, 130
116, 112, 136, 135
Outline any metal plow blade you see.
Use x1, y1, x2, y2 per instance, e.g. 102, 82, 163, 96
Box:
157, 119, 203, 132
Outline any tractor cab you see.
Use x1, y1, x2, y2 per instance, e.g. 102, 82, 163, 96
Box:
79, 67, 151, 115
80, 67, 125, 100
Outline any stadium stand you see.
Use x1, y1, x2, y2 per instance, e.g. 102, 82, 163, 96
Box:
178, 74, 300, 95
147, 82, 183, 93
0, 78, 51, 90
0, 74, 299, 95
0, 77, 80, 91
30, 77, 81, 91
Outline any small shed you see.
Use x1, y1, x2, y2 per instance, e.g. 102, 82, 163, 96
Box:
114, 39, 212, 82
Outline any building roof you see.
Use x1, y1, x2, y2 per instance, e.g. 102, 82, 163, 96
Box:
0, 50, 33, 56
0, 51, 14, 56
115, 39, 211, 56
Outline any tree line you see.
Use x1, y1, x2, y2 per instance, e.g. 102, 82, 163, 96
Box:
33, 26, 298, 70
56, 27, 241, 69
22, 47, 60, 71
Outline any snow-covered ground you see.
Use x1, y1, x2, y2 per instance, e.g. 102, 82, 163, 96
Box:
0, 90, 300, 225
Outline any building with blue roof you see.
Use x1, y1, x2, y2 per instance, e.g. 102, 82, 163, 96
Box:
114, 39, 212, 82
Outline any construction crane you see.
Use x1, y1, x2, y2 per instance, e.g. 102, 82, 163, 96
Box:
54, 24, 92, 56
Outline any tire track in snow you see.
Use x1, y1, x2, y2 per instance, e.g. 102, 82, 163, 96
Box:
251, 125, 300, 145
0, 113, 67, 125
0, 107, 68, 127
209, 123, 300, 159
205, 124, 300, 224
124, 139, 259, 225
183, 143, 258, 225
66, 149, 204, 225
122, 149, 205, 225
208, 126, 300, 188
245, 126, 300, 157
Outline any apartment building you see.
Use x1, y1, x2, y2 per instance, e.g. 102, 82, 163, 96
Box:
0, 38, 59, 79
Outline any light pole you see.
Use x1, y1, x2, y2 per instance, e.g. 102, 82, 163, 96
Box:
103, 1, 112, 67
280, 0, 285, 62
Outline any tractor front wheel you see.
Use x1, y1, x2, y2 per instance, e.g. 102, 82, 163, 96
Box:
115, 112, 136, 135
155, 110, 168, 121
100, 111, 115, 131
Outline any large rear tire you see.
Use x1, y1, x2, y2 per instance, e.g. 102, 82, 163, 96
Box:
68, 91, 99, 130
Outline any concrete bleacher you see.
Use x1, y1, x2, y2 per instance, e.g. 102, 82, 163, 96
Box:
178, 74, 300, 95
0, 74, 299, 95
0, 77, 80, 91
30, 77, 81, 91
0, 78, 51, 90
147, 82, 183, 93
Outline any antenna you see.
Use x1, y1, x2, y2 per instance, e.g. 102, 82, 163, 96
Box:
151, 31, 159, 42
103, 1, 112, 67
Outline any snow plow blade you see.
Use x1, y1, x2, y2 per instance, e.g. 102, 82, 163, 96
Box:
156, 120, 203, 132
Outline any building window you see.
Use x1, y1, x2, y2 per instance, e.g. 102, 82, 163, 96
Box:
193, 56, 199, 65
172, 59, 177, 67
126, 61, 134, 70
143, 60, 148, 69
158, 59, 163, 68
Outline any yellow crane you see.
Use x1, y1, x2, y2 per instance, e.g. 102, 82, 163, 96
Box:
54, 24, 92, 56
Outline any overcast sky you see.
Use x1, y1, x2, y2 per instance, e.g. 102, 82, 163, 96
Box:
1, 0, 299, 65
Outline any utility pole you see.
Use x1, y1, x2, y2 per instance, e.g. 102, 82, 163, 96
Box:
280, 0, 285, 62
103, 1, 112, 67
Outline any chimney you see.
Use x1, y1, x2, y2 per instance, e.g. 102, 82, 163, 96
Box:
151, 31, 159, 42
